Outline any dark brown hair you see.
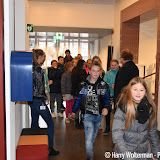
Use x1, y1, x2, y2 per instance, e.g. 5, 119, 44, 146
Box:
51, 60, 57, 65
32, 49, 45, 63
121, 49, 133, 61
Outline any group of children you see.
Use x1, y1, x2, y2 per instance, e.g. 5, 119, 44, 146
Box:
30, 49, 160, 160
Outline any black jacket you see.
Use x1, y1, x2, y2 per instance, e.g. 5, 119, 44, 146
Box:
48, 67, 62, 93
64, 55, 73, 63
72, 76, 111, 115
58, 63, 65, 74
71, 67, 87, 97
114, 61, 139, 103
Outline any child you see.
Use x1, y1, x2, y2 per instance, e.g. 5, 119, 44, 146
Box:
29, 49, 59, 156
103, 59, 119, 135
85, 59, 92, 74
48, 60, 63, 118
112, 77, 160, 160
71, 59, 87, 128
61, 62, 74, 123
92, 56, 105, 78
58, 56, 65, 74
57, 56, 65, 112
72, 58, 78, 68
72, 62, 110, 160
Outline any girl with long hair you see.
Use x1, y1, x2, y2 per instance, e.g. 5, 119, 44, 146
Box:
112, 77, 160, 160
29, 49, 59, 157
61, 62, 74, 123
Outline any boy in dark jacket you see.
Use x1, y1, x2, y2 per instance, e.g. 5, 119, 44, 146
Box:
58, 56, 65, 112
48, 60, 63, 118
72, 62, 110, 160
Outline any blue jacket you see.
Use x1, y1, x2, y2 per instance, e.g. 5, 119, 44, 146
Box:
72, 76, 110, 116
103, 68, 119, 96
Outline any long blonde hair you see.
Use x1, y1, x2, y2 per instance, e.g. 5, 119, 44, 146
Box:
117, 77, 156, 130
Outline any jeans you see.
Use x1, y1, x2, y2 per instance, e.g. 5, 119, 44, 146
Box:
84, 114, 103, 160
50, 93, 62, 113
29, 99, 54, 147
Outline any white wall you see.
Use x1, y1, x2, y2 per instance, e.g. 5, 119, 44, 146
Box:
99, 35, 112, 72
28, 2, 114, 29
94, 39, 99, 57
139, 18, 157, 92
138, 18, 159, 130
4, 0, 30, 160
112, 0, 139, 61
4, 0, 16, 159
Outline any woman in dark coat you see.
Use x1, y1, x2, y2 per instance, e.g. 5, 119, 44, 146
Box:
71, 60, 87, 128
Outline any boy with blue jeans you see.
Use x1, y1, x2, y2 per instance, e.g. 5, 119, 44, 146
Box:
72, 62, 110, 160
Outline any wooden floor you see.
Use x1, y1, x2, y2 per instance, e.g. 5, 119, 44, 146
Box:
49, 112, 115, 160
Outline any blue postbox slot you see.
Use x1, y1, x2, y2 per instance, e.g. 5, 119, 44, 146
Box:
11, 51, 33, 101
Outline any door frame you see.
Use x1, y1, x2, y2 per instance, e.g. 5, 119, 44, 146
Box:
0, 0, 6, 159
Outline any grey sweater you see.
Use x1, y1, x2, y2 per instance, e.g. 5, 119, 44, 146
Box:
61, 72, 72, 94
112, 107, 160, 160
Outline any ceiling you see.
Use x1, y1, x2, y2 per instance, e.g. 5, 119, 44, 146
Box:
28, 0, 115, 5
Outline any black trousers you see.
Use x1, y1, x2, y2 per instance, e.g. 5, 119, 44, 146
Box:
105, 110, 111, 129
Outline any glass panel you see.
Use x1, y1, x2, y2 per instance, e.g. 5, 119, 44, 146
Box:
47, 32, 55, 36
29, 32, 35, 36
70, 33, 79, 37
80, 42, 88, 61
63, 33, 69, 37
64, 42, 69, 53
80, 39, 88, 42
29, 41, 35, 51
38, 42, 46, 50
29, 38, 35, 41
73, 39, 78, 42
80, 33, 89, 37
90, 33, 98, 38
37, 32, 46, 36
46, 42, 56, 67
38, 38, 46, 41
59, 42, 65, 57
72, 42, 78, 57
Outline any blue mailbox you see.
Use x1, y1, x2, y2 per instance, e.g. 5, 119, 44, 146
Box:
11, 51, 33, 101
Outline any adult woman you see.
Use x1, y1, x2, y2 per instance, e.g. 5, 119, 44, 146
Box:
29, 49, 59, 157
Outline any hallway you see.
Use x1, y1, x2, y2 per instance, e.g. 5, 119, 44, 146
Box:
50, 113, 115, 160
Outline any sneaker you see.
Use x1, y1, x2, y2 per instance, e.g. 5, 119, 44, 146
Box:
49, 148, 59, 157
58, 112, 63, 118
51, 112, 56, 118
103, 127, 110, 136
65, 118, 70, 123
68, 114, 74, 121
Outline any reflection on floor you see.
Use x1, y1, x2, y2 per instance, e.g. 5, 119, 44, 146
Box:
49, 111, 115, 160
